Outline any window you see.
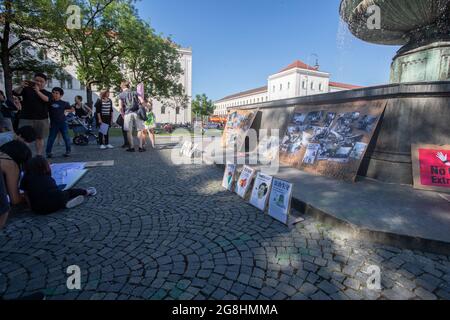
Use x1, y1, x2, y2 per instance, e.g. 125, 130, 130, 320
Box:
60, 79, 65, 88
161, 106, 166, 114
302, 81, 307, 89
67, 77, 73, 89
280, 84, 283, 91
47, 77, 53, 87
80, 82, 85, 91
273, 85, 275, 92
176, 107, 180, 115
311, 82, 314, 90
288, 82, 290, 89
319, 83, 323, 91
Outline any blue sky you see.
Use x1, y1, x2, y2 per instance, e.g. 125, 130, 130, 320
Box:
136, 0, 400, 101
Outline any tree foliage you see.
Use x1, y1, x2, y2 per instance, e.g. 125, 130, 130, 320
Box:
1, 0, 186, 106
191, 94, 214, 118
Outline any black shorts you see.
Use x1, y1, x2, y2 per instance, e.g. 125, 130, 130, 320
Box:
0, 175, 10, 216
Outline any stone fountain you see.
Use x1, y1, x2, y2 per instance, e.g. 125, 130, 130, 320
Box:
340, 0, 450, 83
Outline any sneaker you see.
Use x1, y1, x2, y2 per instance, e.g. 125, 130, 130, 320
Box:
139, 147, 146, 153
126, 148, 135, 152
100, 145, 107, 150
86, 187, 97, 197
63, 152, 71, 158
106, 144, 114, 149
65, 195, 85, 209
121, 144, 130, 149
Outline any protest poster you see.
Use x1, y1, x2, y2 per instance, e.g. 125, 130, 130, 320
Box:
222, 108, 258, 151
412, 144, 450, 193
50, 162, 88, 191
279, 100, 387, 182
235, 166, 256, 198
268, 178, 293, 224
256, 135, 279, 163
222, 163, 237, 191
249, 172, 273, 211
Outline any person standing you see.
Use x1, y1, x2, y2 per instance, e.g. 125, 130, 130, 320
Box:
143, 100, 156, 149
41, 87, 74, 158
0, 90, 21, 131
13, 73, 52, 156
95, 89, 114, 150
118, 81, 145, 152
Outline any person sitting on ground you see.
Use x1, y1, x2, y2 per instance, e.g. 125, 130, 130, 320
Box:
20, 156, 97, 215
95, 89, 114, 150
0, 175, 11, 229
0, 143, 30, 209
0, 126, 36, 148
37, 87, 74, 158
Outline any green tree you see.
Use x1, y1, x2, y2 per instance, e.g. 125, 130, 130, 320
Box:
53, 0, 127, 106
0, 0, 62, 98
191, 94, 214, 121
119, 12, 184, 101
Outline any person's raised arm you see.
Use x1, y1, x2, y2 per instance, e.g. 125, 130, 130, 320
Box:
34, 85, 49, 102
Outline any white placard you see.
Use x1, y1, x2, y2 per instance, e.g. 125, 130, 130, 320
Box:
99, 123, 109, 135
249, 172, 273, 211
235, 166, 256, 198
268, 178, 293, 224
222, 163, 237, 191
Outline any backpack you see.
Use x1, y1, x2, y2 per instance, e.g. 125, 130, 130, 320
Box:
124, 91, 140, 112
137, 106, 148, 122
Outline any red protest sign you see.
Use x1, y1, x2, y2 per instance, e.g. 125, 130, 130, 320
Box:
412, 144, 450, 193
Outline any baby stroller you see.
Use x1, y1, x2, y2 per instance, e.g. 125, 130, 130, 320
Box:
66, 113, 98, 146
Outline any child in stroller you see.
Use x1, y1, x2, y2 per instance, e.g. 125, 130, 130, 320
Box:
66, 113, 98, 146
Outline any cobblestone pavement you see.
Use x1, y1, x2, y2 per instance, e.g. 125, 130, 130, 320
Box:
0, 137, 449, 300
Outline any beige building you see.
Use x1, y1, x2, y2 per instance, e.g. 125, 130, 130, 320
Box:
214, 60, 363, 116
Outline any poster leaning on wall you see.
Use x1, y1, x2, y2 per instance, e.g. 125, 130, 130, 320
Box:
235, 166, 256, 199
279, 100, 387, 182
268, 178, 293, 225
249, 172, 273, 211
222, 108, 259, 152
412, 144, 450, 193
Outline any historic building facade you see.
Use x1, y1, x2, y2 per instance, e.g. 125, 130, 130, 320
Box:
214, 60, 362, 116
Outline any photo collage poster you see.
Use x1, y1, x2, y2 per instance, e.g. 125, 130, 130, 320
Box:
222, 108, 259, 151
222, 163, 237, 191
268, 178, 293, 225
249, 172, 273, 211
235, 165, 256, 198
279, 100, 387, 181
256, 135, 280, 163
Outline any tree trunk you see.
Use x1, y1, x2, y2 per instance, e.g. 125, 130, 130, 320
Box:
1, 51, 13, 100
1, 2, 13, 99
86, 83, 93, 107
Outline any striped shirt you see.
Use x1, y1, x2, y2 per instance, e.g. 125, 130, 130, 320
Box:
97, 99, 113, 117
